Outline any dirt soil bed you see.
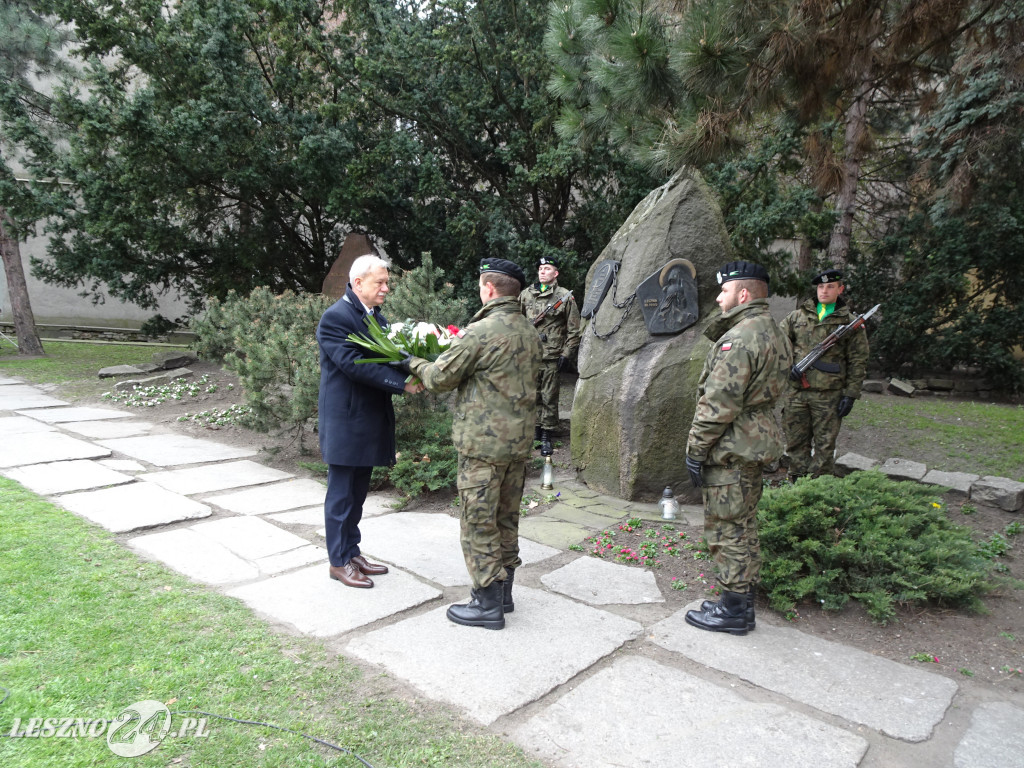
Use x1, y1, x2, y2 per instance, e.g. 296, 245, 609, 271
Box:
66, 361, 1024, 694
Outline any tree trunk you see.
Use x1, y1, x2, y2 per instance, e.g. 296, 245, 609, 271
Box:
0, 207, 46, 356
827, 78, 873, 267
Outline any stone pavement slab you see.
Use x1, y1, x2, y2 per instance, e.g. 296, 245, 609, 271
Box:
518, 516, 591, 550
205, 478, 326, 515
226, 563, 441, 638
953, 701, 1024, 768
1, 459, 134, 495
513, 656, 868, 768
0, 431, 111, 468
97, 434, 257, 466
542, 502, 626, 529
130, 520, 324, 584
130, 529, 260, 584
98, 459, 147, 472
0, 415, 56, 435
268, 506, 323, 526
346, 585, 642, 725
0, 376, 24, 385
650, 604, 957, 742
16, 405, 133, 423
358, 512, 560, 586
58, 482, 211, 532
0, 385, 69, 410
139, 460, 293, 495
193, 515, 311, 560
60, 420, 154, 439
541, 556, 663, 605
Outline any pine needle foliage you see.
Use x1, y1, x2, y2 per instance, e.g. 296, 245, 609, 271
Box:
757, 471, 997, 625
384, 252, 473, 330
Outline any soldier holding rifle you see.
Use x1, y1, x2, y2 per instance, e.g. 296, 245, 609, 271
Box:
520, 256, 581, 456
780, 269, 872, 481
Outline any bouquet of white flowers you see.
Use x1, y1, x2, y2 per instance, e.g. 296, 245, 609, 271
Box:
348, 315, 460, 363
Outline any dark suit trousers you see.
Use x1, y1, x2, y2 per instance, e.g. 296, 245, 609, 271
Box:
325, 465, 372, 567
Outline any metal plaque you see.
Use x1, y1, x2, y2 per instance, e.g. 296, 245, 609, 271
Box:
581, 260, 619, 319
637, 259, 698, 335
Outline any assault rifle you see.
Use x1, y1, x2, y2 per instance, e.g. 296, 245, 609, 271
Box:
792, 303, 880, 389
532, 290, 573, 327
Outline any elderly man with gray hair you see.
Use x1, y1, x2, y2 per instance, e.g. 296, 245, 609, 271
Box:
316, 254, 423, 589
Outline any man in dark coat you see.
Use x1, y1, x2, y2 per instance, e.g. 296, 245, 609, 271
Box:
317, 254, 423, 588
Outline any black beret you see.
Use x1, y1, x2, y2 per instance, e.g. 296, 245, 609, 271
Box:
479, 258, 527, 288
716, 260, 770, 286
812, 268, 844, 285
538, 256, 560, 269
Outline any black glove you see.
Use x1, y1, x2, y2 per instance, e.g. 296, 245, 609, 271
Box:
685, 456, 704, 488
387, 351, 412, 375
789, 365, 802, 382
557, 356, 567, 373
837, 395, 855, 419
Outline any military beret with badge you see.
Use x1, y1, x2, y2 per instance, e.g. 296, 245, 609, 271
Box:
812, 268, 843, 285
479, 258, 528, 290
538, 256, 560, 269
716, 260, 770, 286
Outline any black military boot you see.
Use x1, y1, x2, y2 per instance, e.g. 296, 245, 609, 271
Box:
686, 590, 749, 635
540, 429, 553, 456
446, 581, 505, 630
701, 586, 756, 631
502, 568, 515, 613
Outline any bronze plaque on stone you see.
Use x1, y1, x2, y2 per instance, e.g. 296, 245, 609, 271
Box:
581, 260, 619, 319
637, 259, 698, 335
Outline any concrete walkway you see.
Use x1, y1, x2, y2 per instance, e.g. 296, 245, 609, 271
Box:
3, 375, 1024, 767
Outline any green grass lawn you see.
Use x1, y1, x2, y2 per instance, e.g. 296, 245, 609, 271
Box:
0, 478, 541, 768
843, 396, 1024, 481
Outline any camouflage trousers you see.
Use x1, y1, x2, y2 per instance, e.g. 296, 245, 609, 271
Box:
457, 455, 526, 589
535, 359, 561, 430
783, 389, 843, 477
701, 464, 764, 593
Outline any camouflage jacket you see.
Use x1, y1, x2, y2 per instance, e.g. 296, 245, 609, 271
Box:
779, 297, 869, 398
519, 280, 581, 361
410, 296, 542, 462
687, 299, 793, 469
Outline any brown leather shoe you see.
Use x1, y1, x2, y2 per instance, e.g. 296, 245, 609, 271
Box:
350, 554, 389, 576
329, 562, 373, 588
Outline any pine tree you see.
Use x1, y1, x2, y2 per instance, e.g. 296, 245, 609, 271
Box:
385, 253, 473, 329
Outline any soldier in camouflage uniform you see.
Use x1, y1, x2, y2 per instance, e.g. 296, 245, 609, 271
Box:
684, 261, 792, 636
780, 269, 869, 480
519, 256, 581, 455
405, 258, 541, 631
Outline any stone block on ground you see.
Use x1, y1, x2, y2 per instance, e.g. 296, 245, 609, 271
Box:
879, 457, 928, 482
346, 586, 642, 725
927, 378, 955, 391
205, 478, 326, 515
888, 378, 915, 397
835, 452, 879, 476
971, 476, 1024, 512
650, 605, 957, 742
97, 434, 257, 466
98, 363, 160, 378
0, 431, 110, 468
227, 562, 440, 637
152, 350, 198, 369
2, 459, 134, 495
359, 512, 559, 586
541, 557, 663, 605
513, 656, 867, 768
113, 368, 193, 392
0, 385, 69, 410
19, 406, 133, 423
139, 460, 293, 495
921, 469, 979, 498
61, 420, 154, 439
0, 415, 56, 435
861, 379, 886, 393
58, 482, 211, 532
954, 702, 1024, 768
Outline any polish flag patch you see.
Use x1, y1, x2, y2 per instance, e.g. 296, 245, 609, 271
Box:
720, 342, 732, 351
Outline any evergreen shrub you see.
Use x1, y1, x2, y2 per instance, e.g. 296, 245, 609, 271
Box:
758, 471, 996, 624
190, 287, 329, 436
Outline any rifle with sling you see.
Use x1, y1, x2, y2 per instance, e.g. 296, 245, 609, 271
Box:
792, 303, 880, 389
532, 290, 573, 328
